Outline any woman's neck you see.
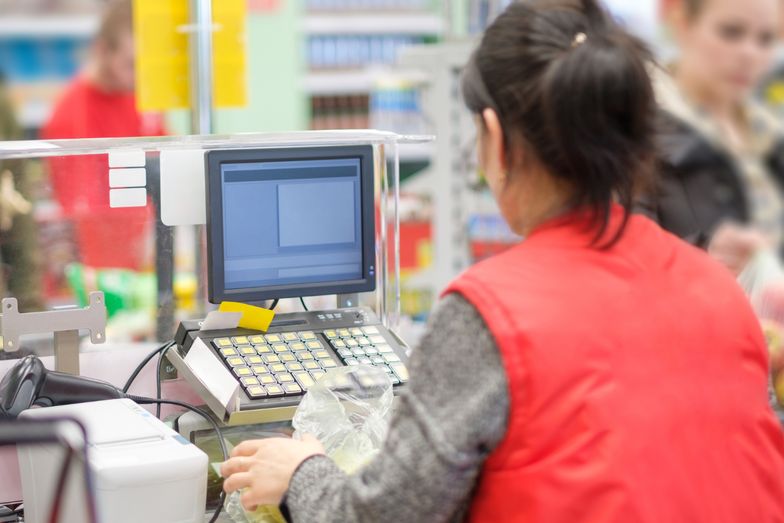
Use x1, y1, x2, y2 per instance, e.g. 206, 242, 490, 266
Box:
84, 61, 115, 94
513, 172, 575, 237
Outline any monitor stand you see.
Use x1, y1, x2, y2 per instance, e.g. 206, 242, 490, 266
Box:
337, 294, 360, 309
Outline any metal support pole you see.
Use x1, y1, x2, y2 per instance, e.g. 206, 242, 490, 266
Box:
189, 0, 214, 136
189, 0, 214, 314
53, 330, 80, 374
149, 162, 175, 341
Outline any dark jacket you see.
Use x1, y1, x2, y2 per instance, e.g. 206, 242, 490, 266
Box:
647, 110, 784, 248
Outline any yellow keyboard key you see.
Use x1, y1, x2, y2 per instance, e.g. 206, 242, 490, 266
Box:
220, 348, 237, 357
299, 331, 317, 341
369, 335, 386, 345
324, 329, 338, 339
234, 367, 253, 377
303, 361, 320, 371
232, 336, 249, 345
294, 372, 315, 390
310, 370, 326, 381
259, 375, 277, 385
390, 362, 409, 382
215, 338, 233, 347
282, 332, 298, 342
272, 343, 289, 354
306, 341, 323, 350
349, 328, 363, 336
262, 354, 280, 364
345, 339, 359, 347
239, 346, 256, 356
241, 377, 260, 387
265, 334, 282, 343
280, 353, 296, 363
251, 365, 269, 375
283, 383, 302, 395
246, 356, 263, 365
331, 339, 346, 349
255, 345, 272, 354
362, 326, 380, 335
297, 352, 315, 361
320, 358, 337, 369
313, 350, 331, 360
247, 386, 266, 398
265, 384, 284, 396
276, 373, 294, 383
289, 342, 307, 352
286, 362, 304, 372
337, 329, 350, 337
249, 336, 266, 344
227, 357, 245, 367
270, 363, 287, 373
357, 337, 371, 346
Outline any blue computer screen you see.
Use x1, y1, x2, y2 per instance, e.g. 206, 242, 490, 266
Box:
220, 158, 363, 291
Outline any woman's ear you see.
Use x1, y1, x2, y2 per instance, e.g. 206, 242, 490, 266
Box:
482, 108, 509, 182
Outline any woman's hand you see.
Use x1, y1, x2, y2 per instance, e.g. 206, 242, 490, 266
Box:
220, 434, 326, 511
708, 223, 769, 276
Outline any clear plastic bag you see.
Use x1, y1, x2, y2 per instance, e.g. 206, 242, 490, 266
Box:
225, 365, 394, 522
737, 250, 784, 409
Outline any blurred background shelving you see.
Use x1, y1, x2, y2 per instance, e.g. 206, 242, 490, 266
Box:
0, 0, 664, 334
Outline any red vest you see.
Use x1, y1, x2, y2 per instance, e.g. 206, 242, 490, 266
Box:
446, 207, 784, 523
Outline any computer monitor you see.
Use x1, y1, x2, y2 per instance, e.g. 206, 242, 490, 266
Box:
205, 145, 376, 304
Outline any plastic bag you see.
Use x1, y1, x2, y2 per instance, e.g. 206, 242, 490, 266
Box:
737, 250, 784, 408
225, 365, 394, 522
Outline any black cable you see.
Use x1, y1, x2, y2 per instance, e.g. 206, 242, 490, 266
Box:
155, 345, 173, 419
122, 340, 175, 393
58, 418, 99, 523
48, 446, 75, 523
268, 298, 279, 310
299, 296, 309, 312
127, 396, 228, 523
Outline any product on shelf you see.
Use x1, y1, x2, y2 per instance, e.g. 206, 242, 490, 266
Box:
370, 82, 426, 135
306, 0, 432, 11
0, 36, 90, 129
310, 95, 370, 130
307, 35, 425, 70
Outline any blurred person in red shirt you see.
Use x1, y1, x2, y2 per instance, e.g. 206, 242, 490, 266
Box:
41, 0, 165, 270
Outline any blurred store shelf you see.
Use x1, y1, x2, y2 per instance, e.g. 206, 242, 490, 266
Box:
303, 13, 444, 35
304, 69, 430, 95
18, 102, 51, 129
0, 15, 98, 37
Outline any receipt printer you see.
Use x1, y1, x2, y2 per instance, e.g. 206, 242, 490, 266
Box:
17, 399, 208, 523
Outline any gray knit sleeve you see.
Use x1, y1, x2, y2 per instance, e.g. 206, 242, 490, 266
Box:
283, 293, 510, 523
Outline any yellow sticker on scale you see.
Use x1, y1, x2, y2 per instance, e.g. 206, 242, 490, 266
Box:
219, 301, 275, 332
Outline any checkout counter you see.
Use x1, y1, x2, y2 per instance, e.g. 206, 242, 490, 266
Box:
0, 131, 430, 522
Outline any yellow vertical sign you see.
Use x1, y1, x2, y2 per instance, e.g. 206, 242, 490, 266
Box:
213, 0, 247, 108
134, 0, 247, 113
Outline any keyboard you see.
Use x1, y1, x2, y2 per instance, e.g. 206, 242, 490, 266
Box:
173, 307, 409, 423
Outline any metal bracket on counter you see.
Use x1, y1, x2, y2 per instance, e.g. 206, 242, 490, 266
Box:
0, 292, 107, 375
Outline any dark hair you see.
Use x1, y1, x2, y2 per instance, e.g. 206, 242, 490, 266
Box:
462, 0, 655, 245
683, 0, 706, 19
97, 0, 133, 50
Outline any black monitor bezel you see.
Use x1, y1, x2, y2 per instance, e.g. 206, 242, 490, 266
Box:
206, 145, 376, 304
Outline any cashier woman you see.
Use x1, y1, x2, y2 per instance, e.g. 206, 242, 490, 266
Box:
221, 1, 784, 521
